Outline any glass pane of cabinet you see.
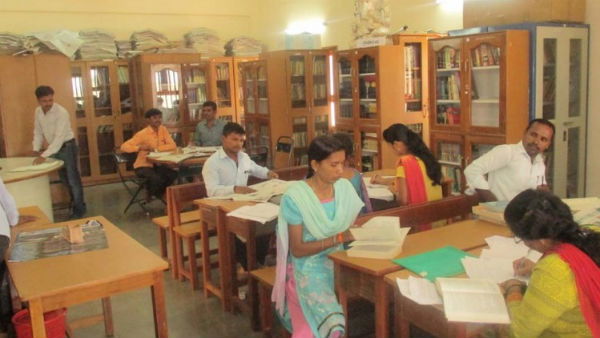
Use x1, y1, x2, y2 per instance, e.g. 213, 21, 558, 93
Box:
566, 126, 581, 197
243, 66, 256, 114
314, 115, 329, 137
77, 127, 90, 177
154, 65, 181, 124
312, 55, 327, 107
406, 123, 424, 140
404, 43, 423, 112
470, 43, 501, 128
292, 117, 308, 165
215, 63, 232, 108
290, 55, 306, 108
258, 120, 271, 148
434, 45, 461, 126
90, 66, 112, 117
469, 142, 495, 164
257, 65, 269, 115
360, 130, 379, 172
358, 55, 377, 119
71, 66, 86, 118
97, 124, 116, 175
338, 56, 353, 119
183, 64, 207, 122
117, 65, 131, 116
542, 39, 557, 120
245, 119, 256, 149
568, 39, 582, 118
436, 140, 463, 193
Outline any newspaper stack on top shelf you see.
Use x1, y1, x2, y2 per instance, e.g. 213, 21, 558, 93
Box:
77, 30, 117, 60
115, 40, 136, 58
225, 36, 263, 56
130, 30, 170, 52
185, 28, 223, 58
0, 33, 25, 55
23, 30, 83, 58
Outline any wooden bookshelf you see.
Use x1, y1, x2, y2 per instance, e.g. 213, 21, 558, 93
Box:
428, 31, 530, 194
70, 60, 134, 185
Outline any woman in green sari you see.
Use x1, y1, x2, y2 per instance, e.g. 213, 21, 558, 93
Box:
272, 135, 364, 338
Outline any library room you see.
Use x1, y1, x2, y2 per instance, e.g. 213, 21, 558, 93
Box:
0, 0, 598, 337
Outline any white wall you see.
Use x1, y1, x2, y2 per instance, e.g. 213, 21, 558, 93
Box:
586, 0, 599, 196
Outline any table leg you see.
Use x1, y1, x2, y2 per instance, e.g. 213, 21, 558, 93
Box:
151, 271, 169, 338
395, 295, 409, 338
246, 229, 260, 331
334, 263, 349, 338
28, 298, 47, 338
228, 231, 238, 308
374, 278, 390, 338
217, 210, 233, 312
101, 297, 114, 337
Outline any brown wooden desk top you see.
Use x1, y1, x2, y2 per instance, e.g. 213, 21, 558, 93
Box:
329, 219, 512, 277
8, 216, 168, 302
147, 155, 208, 167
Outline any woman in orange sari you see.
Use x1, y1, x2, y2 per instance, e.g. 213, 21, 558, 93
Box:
371, 124, 443, 229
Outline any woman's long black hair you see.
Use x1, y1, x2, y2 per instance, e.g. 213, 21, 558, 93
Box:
504, 189, 600, 266
306, 135, 345, 179
382, 124, 442, 186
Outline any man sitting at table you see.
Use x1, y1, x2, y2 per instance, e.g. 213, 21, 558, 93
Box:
121, 108, 178, 200
190, 101, 226, 147
202, 122, 278, 269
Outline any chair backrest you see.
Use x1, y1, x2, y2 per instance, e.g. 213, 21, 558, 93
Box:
249, 146, 270, 167
274, 136, 294, 168
112, 150, 137, 181
274, 165, 308, 181
355, 195, 472, 232
166, 182, 207, 227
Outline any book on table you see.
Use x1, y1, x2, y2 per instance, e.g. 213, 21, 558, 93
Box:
435, 277, 510, 324
347, 216, 409, 259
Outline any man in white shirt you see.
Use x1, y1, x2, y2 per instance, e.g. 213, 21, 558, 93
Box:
464, 118, 554, 202
32, 86, 86, 219
202, 122, 278, 269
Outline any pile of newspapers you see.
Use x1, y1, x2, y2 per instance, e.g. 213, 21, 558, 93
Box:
77, 30, 117, 60
0, 33, 25, 55
115, 40, 136, 58
224, 36, 263, 56
184, 28, 223, 58
130, 30, 170, 52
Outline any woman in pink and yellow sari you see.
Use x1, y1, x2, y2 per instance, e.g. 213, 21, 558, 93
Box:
371, 124, 443, 229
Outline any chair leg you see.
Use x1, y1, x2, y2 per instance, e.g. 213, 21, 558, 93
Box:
124, 184, 145, 213
200, 222, 212, 298
101, 297, 114, 337
159, 228, 168, 260
174, 234, 185, 282
187, 237, 199, 290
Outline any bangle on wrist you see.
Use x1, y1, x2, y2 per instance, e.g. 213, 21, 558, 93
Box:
337, 232, 344, 243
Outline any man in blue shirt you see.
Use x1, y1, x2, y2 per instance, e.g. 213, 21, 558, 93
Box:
191, 101, 226, 146
202, 122, 278, 269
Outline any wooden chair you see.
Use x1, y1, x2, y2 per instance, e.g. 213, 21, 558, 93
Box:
249, 266, 290, 338
273, 165, 308, 181
168, 182, 218, 290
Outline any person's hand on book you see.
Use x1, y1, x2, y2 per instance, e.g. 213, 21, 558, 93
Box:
513, 257, 535, 277
234, 186, 256, 194
32, 156, 46, 165
500, 279, 526, 297
267, 170, 279, 179
138, 144, 153, 152
17, 215, 38, 225
341, 230, 355, 242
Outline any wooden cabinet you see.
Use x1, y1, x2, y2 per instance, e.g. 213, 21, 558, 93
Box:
239, 50, 334, 168
334, 38, 436, 172
130, 53, 209, 146
0, 54, 75, 157
429, 30, 529, 193
71, 60, 134, 184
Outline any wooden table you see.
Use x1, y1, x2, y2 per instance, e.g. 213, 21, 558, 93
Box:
0, 157, 63, 221
8, 216, 169, 338
329, 219, 512, 338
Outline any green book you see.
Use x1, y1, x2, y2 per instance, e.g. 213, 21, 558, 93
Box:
392, 246, 473, 281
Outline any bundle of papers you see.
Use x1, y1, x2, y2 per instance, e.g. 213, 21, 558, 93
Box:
185, 28, 223, 58
461, 235, 542, 284
224, 36, 263, 56
396, 276, 442, 305
472, 201, 508, 226
130, 30, 170, 52
23, 30, 83, 58
0, 33, 25, 55
210, 179, 295, 202
183, 146, 219, 154
348, 216, 409, 259
8, 161, 61, 173
153, 153, 195, 163
362, 176, 395, 201
226, 202, 279, 224
115, 40, 134, 58
77, 30, 117, 60
146, 151, 173, 159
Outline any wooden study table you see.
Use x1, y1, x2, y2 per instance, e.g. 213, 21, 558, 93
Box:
193, 198, 262, 321
329, 219, 512, 338
8, 216, 169, 338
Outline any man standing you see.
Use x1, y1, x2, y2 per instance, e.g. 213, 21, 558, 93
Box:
32, 86, 86, 219
121, 108, 178, 200
464, 118, 555, 202
191, 101, 226, 147
202, 122, 278, 269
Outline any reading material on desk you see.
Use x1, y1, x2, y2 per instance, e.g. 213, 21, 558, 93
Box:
362, 176, 395, 201
393, 246, 472, 281
184, 146, 219, 154
436, 278, 510, 324
210, 179, 295, 202
347, 216, 410, 259
396, 276, 442, 305
8, 161, 61, 173
227, 202, 280, 224
472, 202, 507, 226
562, 197, 600, 213
153, 153, 196, 163
9, 219, 108, 262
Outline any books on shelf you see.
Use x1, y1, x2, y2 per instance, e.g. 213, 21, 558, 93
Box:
436, 105, 461, 125
436, 278, 510, 324
290, 58, 305, 76
313, 58, 326, 76
471, 44, 501, 68
436, 47, 461, 69
436, 73, 461, 101
216, 65, 230, 81
347, 216, 410, 259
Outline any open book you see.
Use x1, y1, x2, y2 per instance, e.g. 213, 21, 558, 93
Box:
436, 278, 510, 324
226, 202, 279, 224
347, 216, 409, 259
362, 176, 395, 201
210, 179, 295, 202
